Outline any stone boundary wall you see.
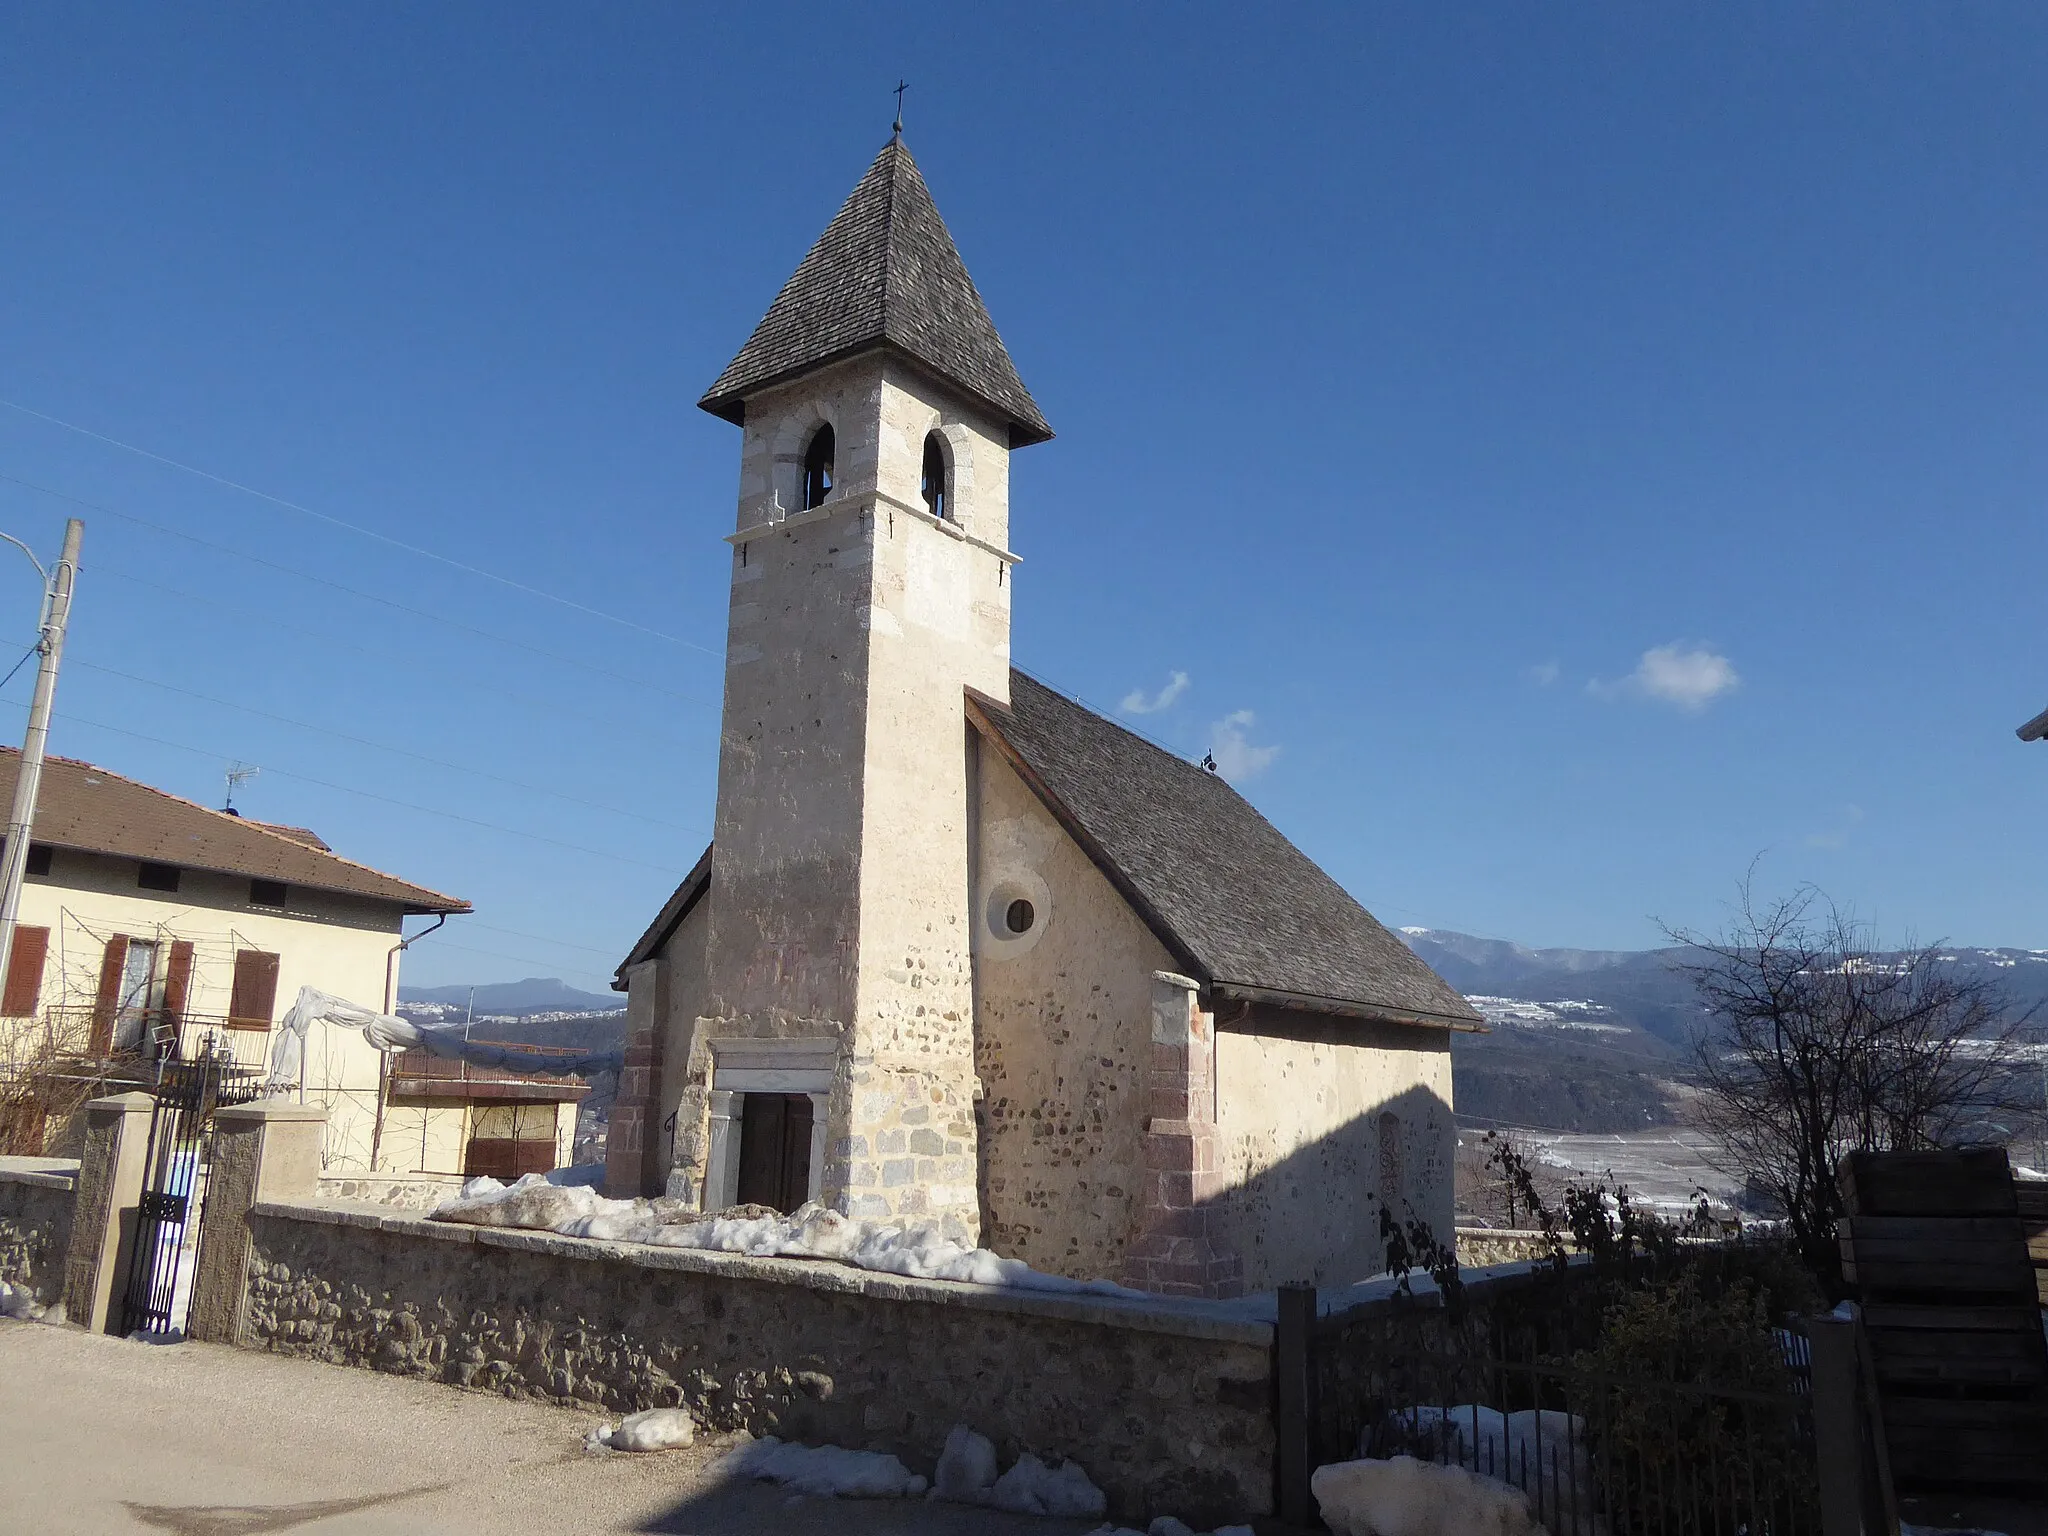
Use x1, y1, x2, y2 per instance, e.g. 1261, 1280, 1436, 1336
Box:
241, 1199, 1277, 1525
0, 1157, 78, 1306
1454, 1227, 1556, 1268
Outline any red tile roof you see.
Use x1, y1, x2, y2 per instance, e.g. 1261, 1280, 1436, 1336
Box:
0, 747, 469, 914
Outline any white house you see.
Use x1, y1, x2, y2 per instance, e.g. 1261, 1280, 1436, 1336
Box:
0, 747, 584, 1175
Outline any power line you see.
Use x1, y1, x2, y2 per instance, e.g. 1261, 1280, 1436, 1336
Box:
403, 933, 619, 987
69, 657, 701, 833
0, 396, 721, 656
0, 698, 690, 875
0, 642, 38, 694
90, 565, 701, 756
457, 919, 637, 959
0, 473, 719, 707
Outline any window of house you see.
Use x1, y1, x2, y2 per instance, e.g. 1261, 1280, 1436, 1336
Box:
24, 845, 51, 878
228, 949, 281, 1031
137, 862, 180, 893
921, 432, 949, 520
249, 879, 287, 909
114, 939, 161, 1053
801, 424, 835, 510
2, 925, 49, 1016
463, 1102, 559, 1180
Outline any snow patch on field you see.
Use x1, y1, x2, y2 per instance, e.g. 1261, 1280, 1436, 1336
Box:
433, 1174, 1146, 1296
1465, 996, 1629, 1034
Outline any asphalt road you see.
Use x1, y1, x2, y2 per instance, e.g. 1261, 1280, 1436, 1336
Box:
0, 1320, 1105, 1536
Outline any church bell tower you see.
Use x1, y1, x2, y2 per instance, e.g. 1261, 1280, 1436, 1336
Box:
679, 135, 1051, 1239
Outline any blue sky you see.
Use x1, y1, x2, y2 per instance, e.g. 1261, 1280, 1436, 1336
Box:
1, 5, 2043, 990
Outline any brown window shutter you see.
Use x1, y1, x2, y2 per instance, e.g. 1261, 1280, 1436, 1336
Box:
91, 935, 130, 1055
2, 926, 48, 1016
228, 950, 281, 1030
162, 940, 194, 1029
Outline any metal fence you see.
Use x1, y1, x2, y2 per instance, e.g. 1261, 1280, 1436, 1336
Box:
1358, 1353, 1819, 1536
1275, 1283, 1822, 1536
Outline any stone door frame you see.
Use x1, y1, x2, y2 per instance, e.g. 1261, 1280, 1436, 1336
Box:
702, 1038, 834, 1212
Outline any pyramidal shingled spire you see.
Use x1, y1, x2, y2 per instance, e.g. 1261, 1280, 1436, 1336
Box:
699, 139, 1052, 446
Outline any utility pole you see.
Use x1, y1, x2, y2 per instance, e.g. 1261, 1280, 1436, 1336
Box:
0, 518, 83, 993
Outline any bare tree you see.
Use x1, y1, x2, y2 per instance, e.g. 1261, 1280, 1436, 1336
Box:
1668, 883, 2034, 1295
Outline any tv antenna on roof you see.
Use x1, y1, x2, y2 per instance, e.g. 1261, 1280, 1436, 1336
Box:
224, 763, 259, 815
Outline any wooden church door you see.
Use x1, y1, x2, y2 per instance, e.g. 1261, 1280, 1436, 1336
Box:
734, 1092, 814, 1212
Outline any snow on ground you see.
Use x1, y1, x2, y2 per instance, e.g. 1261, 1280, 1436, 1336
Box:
711, 1423, 1110, 1515
1313, 1455, 1541, 1536
0, 1280, 50, 1320
1475, 1128, 1742, 1215
585, 1407, 695, 1453
432, 1173, 1147, 1296
716, 1437, 928, 1497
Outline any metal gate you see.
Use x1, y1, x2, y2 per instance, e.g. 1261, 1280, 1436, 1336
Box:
118, 1039, 261, 1337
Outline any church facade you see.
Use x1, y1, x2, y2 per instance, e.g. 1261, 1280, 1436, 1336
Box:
605, 136, 1480, 1296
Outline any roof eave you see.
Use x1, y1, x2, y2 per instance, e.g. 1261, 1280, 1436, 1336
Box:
614, 844, 714, 987
26, 835, 469, 916
1209, 979, 1486, 1033
697, 339, 1053, 448
2018, 705, 2048, 742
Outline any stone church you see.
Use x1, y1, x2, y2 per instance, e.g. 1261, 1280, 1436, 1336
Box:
604, 134, 1480, 1296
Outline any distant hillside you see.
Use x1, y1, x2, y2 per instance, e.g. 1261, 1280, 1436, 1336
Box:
1402, 928, 2048, 1053
397, 977, 621, 1017
1403, 928, 2048, 1135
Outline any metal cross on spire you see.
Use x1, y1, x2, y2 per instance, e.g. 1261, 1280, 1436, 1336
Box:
892, 80, 908, 138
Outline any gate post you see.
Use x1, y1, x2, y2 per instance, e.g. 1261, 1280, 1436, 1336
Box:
1809, 1310, 1899, 1536
59, 1092, 154, 1334
186, 1101, 325, 1346
1275, 1282, 1319, 1525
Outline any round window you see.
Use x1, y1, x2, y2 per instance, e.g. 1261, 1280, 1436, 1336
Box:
979, 869, 1051, 960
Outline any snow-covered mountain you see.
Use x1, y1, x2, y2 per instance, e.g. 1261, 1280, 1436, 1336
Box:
396, 977, 622, 1017
1401, 927, 2048, 1135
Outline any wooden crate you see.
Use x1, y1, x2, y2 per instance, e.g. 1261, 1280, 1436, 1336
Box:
2018, 1180, 2048, 1308
1838, 1148, 2019, 1218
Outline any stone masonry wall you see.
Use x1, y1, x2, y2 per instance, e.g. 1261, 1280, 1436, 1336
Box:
0, 1160, 77, 1305
241, 1201, 1275, 1525
1453, 1229, 1556, 1269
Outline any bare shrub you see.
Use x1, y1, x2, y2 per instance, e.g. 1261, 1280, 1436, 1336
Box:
1668, 881, 2035, 1297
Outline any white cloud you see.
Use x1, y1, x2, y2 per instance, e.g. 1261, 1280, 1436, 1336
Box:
1589, 643, 1740, 711
1208, 709, 1279, 781
1120, 670, 1190, 715
1530, 661, 1561, 687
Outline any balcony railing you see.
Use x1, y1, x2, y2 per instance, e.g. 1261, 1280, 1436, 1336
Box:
15, 1006, 272, 1073
386, 1041, 590, 1102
